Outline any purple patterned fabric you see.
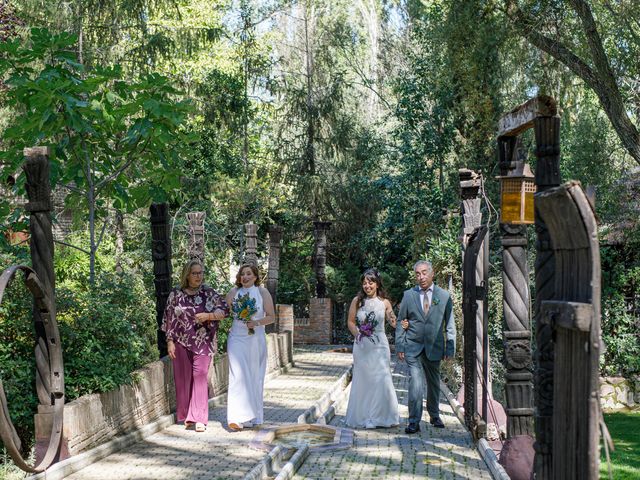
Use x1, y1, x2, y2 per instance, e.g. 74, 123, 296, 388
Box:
162, 285, 229, 356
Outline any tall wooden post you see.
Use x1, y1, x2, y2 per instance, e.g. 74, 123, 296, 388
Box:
244, 222, 258, 266
313, 221, 331, 298
187, 212, 206, 264
150, 203, 172, 358
459, 169, 492, 433
533, 113, 561, 479
496, 97, 558, 478
497, 138, 535, 439
266, 225, 283, 333
24, 147, 65, 468
24, 147, 56, 401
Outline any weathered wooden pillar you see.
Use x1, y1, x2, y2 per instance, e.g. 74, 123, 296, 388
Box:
24, 147, 66, 468
266, 225, 283, 333
150, 203, 172, 358
533, 111, 561, 479
313, 221, 331, 298
498, 138, 534, 439
459, 169, 491, 436
537, 182, 601, 479
244, 222, 258, 266
461, 224, 488, 437
187, 212, 206, 264
495, 96, 558, 478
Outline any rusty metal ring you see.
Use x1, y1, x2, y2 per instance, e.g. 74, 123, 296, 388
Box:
0, 265, 64, 473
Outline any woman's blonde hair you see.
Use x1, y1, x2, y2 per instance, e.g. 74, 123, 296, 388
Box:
235, 263, 261, 287
180, 260, 204, 289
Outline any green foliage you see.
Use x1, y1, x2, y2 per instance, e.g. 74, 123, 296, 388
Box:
601, 246, 640, 376
56, 273, 157, 398
0, 27, 195, 283
0, 274, 37, 451
215, 316, 233, 355
0, 249, 157, 449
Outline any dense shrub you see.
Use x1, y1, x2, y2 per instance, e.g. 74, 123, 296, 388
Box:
601, 247, 640, 377
56, 273, 158, 398
0, 246, 158, 449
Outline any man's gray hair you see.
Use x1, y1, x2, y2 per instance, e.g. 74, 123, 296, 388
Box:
413, 260, 433, 273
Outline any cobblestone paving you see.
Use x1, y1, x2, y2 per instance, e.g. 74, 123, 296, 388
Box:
294, 358, 493, 480
64, 347, 353, 480
64, 348, 493, 480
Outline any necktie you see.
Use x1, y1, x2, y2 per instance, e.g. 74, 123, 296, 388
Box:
422, 290, 430, 314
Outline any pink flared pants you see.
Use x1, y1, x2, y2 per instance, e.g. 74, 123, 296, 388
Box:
173, 342, 210, 424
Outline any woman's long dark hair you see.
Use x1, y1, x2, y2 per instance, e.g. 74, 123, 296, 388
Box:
356, 268, 388, 307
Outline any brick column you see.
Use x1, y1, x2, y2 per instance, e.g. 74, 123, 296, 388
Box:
309, 297, 332, 344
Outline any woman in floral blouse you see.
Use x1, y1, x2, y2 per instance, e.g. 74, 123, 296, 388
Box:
162, 260, 228, 432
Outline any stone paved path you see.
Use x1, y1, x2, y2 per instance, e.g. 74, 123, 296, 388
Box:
64, 347, 353, 480
63, 347, 493, 480
294, 359, 493, 480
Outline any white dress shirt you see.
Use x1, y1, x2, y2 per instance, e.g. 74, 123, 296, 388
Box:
419, 284, 434, 310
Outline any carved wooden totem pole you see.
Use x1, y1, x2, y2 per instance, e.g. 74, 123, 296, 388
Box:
497, 138, 535, 440
150, 203, 173, 358
0, 147, 65, 472
533, 103, 562, 479
244, 222, 258, 266
459, 168, 490, 437
187, 212, 206, 264
313, 221, 331, 298
496, 96, 561, 478
266, 225, 283, 333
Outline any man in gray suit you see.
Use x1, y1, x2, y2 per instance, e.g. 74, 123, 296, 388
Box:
396, 260, 456, 433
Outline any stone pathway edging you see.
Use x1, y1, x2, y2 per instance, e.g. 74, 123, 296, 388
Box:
243, 364, 353, 480
242, 445, 286, 480
297, 366, 352, 424
440, 381, 510, 480
26, 412, 175, 480
274, 444, 309, 480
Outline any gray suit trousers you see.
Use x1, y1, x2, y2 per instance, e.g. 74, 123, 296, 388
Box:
405, 349, 440, 424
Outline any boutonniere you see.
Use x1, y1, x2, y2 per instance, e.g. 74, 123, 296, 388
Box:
432, 297, 440, 306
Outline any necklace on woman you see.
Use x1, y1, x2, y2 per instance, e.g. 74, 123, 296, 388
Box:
184, 286, 199, 295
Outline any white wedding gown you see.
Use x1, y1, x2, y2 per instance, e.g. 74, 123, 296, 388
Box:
227, 285, 267, 426
345, 297, 399, 428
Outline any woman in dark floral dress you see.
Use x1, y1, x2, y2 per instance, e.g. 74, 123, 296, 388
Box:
162, 260, 228, 432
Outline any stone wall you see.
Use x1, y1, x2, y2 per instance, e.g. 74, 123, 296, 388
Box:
292, 297, 332, 344
35, 332, 293, 460
600, 376, 640, 410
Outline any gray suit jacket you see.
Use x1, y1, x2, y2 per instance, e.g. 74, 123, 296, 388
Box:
395, 284, 456, 361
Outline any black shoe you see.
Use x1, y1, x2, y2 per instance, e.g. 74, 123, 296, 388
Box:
430, 417, 445, 428
404, 423, 420, 434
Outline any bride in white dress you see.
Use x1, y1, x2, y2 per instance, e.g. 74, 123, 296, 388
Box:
225, 264, 275, 431
345, 268, 400, 428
